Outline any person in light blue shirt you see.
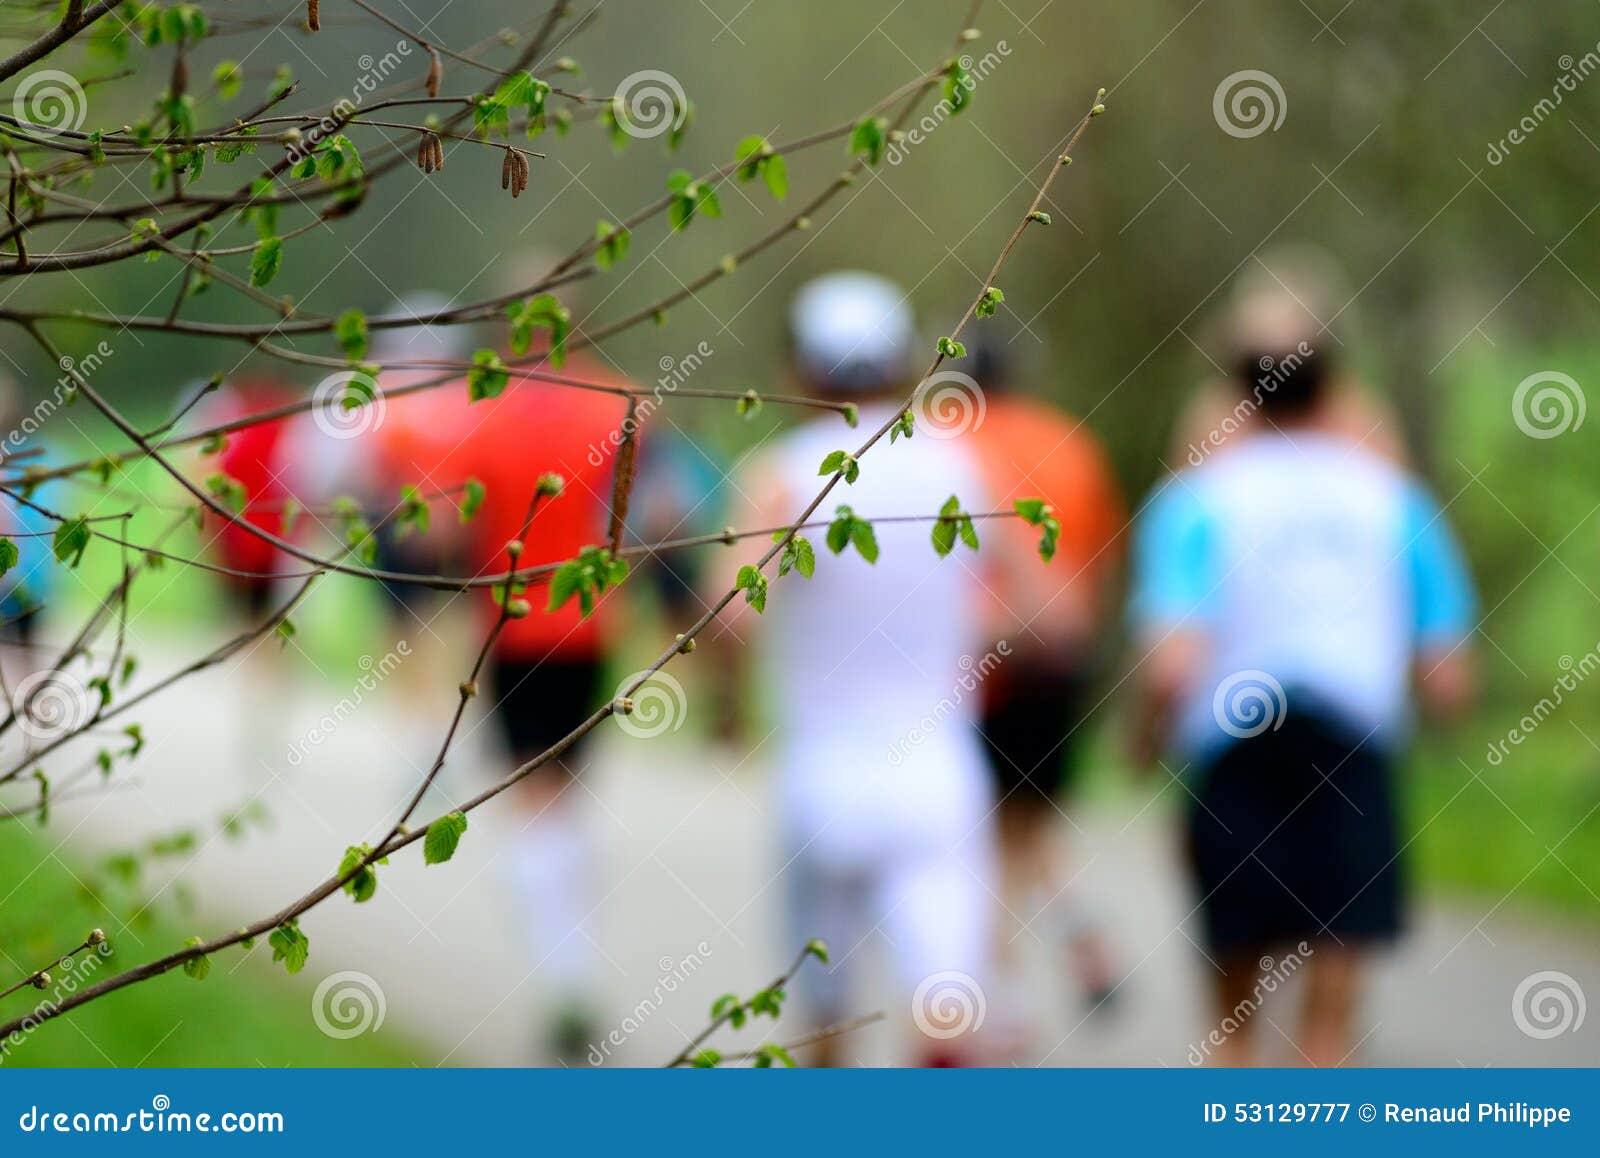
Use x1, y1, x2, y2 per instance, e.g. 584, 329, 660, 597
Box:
1129, 283, 1477, 1067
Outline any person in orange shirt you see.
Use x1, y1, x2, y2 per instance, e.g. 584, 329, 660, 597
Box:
441, 344, 634, 1063
964, 339, 1126, 1021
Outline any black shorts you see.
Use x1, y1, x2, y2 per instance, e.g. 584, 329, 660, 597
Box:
1187, 712, 1402, 956
487, 656, 603, 766
979, 665, 1093, 805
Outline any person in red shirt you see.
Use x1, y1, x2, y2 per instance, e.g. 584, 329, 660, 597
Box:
441, 347, 634, 1063
964, 338, 1127, 1025
203, 377, 304, 619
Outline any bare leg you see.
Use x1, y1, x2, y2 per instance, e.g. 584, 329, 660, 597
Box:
1211, 953, 1263, 1067
1299, 945, 1364, 1067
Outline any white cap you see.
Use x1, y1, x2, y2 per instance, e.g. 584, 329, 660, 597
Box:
789, 271, 914, 392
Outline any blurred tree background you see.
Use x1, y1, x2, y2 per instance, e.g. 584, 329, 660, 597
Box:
6, 0, 1598, 914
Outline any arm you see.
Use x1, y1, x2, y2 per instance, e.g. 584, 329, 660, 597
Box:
1404, 483, 1479, 722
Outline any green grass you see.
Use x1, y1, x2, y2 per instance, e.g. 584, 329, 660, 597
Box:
0, 824, 422, 1068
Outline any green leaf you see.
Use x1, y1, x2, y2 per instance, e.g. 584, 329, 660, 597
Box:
335, 309, 369, 360
249, 236, 282, 287
890, 410, 915, 443
818, 450, 848, 476
339, 845, 379, 902
944, 59, 973, 114
976, 286, 1004, 319
850, 519, 879, 564
424, 811, 469, 865
805, 937, 830, 965
755, 1042, 796, 1068
268, 920, 309, 974
467, 349, 510, 402
777, 534, 815, 580
594, 221, 631, 271
735, 564, 768, 613
1014, 498, 1047, 525
460, 477, 486, 523
52, 517, 91, 567
936, 336, 966, 359
182, 937, 210, 981
506, 294, 570, 367
690, 1049, 721, 1068
1027, 210, 1052, 226
212, 60, 241, 101
0, 537, 17, 578
761, 152, 788, 200
849, 116, 888, 165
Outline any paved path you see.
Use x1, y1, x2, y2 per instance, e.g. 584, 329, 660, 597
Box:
26, 652, 1600, 1067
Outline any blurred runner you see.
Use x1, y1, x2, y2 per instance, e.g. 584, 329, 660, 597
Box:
446, 336, 635, 1064
709, 272, 998, 1066
964, 338, 1126, 1024
0, 376, 53, 656
200, 376, 303, 621
365, 294, 475, 630
1129, 282, 1478, 1067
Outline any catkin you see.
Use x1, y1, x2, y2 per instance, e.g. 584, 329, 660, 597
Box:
429, 134, 444, 171
308, 0, 319, 32
501, 148, 513, 190
425, 50, 441, 99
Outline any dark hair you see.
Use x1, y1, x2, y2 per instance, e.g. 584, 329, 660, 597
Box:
1236, 345, 1328, 419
